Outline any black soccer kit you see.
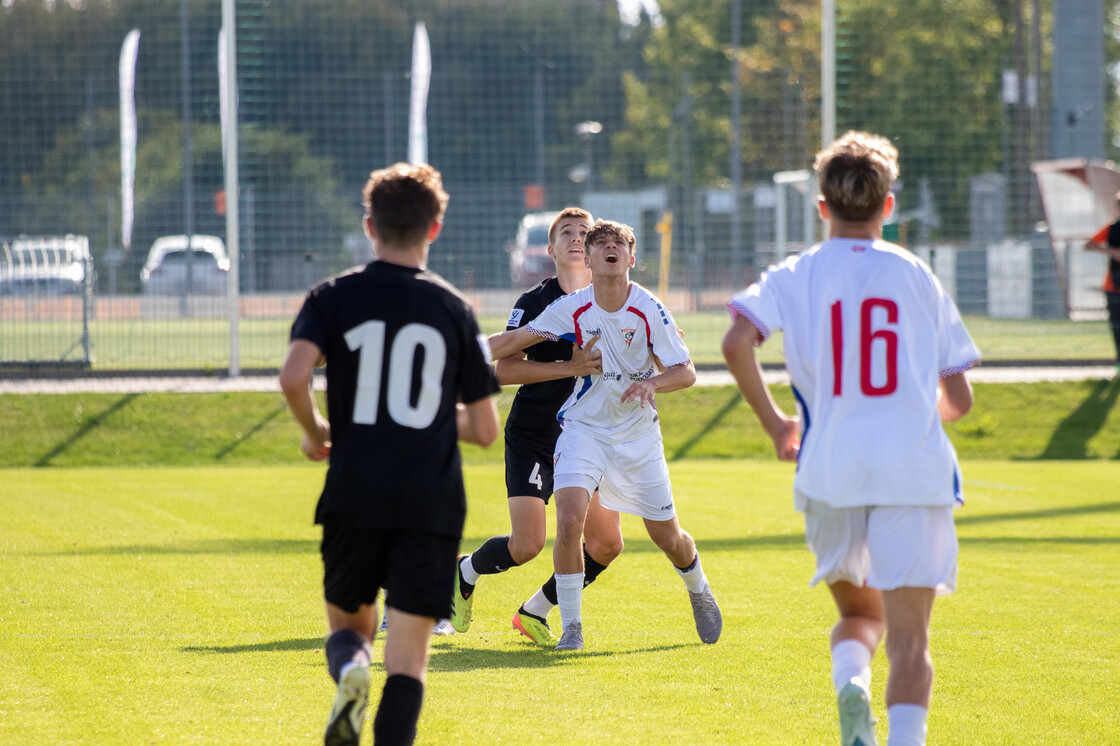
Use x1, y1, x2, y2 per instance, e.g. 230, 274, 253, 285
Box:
292, 260, 499, 534
502, 276, 580, 501
291, 261, 499, 615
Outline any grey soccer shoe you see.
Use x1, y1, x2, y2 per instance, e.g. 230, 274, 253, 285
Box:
554, 620, 584, 651
688, 585, 722, 644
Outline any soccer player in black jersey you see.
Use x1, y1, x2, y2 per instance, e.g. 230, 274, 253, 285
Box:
280, 162, 500, 746
450, 207, 624, 645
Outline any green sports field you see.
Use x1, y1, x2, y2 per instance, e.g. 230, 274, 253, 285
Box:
1, 382, 1118, 744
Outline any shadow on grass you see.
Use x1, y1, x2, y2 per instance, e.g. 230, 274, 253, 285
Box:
180, 638, 693, 669
956, 500, 1120, 526
427, 641, 694, 672
214, 401, 287, 460
668, 389, 741, 461
41, 538, 317, 556
34, 393, 139, 466
459, 532, 807, 555
1038, 378, 1120, 459
184, 637, 322, 654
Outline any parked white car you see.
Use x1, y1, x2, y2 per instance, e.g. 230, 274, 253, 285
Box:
140, 235, 229, 295
0, 235, 90, 295
507, 212, 555, 288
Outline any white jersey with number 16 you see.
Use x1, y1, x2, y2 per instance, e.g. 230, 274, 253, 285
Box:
729, 238, 980, 510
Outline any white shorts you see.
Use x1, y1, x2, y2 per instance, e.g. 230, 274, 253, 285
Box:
801, 495, 958, 595
553, 422, 676, 521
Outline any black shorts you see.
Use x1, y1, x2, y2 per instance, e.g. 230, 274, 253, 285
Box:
320, 514, 459, 618
504, 437, 556, 503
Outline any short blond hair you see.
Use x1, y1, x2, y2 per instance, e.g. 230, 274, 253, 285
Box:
548, 207, 593, 244
814, 131, 899, 223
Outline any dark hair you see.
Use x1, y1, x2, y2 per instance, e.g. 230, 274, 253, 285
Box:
362, 163, 449, 246
585, 219, 636, 253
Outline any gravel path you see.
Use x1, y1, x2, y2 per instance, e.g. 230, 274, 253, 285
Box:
0, 363, 1114, 394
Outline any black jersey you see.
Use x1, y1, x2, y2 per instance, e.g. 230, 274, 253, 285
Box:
1107, 221, 1120, 291
290, 261, 499, 537
504, 276, 579, 449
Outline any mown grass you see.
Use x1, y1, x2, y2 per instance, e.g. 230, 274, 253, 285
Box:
1, 379, 1118, 469
2, 378, 1118, 743
1, 460, 1117, 744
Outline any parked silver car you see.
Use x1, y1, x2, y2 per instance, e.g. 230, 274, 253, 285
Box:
140, 235, 230, 295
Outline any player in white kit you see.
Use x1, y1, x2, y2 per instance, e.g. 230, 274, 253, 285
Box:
489, 219, 722, 651
722, 131, 979, 746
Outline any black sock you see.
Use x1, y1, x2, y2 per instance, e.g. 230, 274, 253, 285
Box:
373, 674, 424, 746
583, 545, 609, 587
540, 544, 609, 605
541, 573, 558, 605
471, 535, 518, 575
325, 629, 371, 684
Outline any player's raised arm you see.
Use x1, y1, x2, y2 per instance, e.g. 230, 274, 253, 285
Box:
722, 315, 799, 462
619, 358, 695, 410
488, 324, 550, 361
495, 333, 602, 385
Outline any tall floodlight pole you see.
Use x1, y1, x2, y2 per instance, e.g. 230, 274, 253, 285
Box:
222, 0, 241, 376
730, 0, 743, 283
821, 0, 836, 148
180, 0, 196, 316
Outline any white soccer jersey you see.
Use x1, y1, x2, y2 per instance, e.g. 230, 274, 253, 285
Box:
728, 238, 980, 509
528, 282, 690, 441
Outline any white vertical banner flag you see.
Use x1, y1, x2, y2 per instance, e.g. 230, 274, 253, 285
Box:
218, 27, 228, 169
119, 28, 141, 250
408, 21, 431, 165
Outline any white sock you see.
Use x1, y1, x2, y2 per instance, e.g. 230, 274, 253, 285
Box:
521, 589, 554, 620
674, 555, 708, 593
831, 639, 873, 693
555, 572, 584, 628
886, 704, 928, 746
459, 555, 480, 586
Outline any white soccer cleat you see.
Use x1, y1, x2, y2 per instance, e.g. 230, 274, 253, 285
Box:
325, 662, 370, 746
837, 678, 878, 746
432, 618, 456, 636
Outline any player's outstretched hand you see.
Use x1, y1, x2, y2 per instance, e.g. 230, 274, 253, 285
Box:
571, 333, 603, 376
621, 379, 657, 409
770, 416, 800, 462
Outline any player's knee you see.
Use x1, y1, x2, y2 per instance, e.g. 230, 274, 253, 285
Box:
884, 633, 931, 673
508, 533, 545, 563
555, 510, 587, 539
587, 535, 623, 563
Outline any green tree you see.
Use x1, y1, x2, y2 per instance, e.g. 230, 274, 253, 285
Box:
611, 0, 1017, 240
21, 107, 345, 292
